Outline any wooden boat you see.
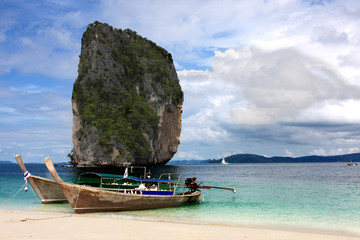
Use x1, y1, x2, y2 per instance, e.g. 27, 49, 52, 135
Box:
44, 157, 201, 213
347, 162, 358, 166
15, 154, 67, 203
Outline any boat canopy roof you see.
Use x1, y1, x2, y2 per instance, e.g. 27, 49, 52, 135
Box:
79, 172, 176, 183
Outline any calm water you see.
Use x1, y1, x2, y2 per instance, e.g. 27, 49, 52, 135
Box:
1, 163, 360, 233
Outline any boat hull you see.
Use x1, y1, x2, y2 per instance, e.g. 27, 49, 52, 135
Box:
44, 157, 201, 213
59, 182, 201, 213
15, 154, 67, 204
28, 176, 67, 203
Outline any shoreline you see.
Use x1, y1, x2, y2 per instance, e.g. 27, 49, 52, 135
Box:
1, 210, 360, 240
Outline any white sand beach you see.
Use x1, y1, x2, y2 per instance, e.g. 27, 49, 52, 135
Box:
1, 210, 360, 240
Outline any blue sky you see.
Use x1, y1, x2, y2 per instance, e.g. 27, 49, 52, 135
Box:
1, 0, 360, 163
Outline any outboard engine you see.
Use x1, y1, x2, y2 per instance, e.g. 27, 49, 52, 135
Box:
185, 177, 199, 192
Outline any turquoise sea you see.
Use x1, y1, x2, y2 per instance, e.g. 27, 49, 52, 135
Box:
1, 162, 360, 234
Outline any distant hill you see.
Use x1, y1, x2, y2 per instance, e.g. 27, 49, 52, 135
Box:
0, 161, 15, 164
169, 153, 360, 164
208, 153, 360, 164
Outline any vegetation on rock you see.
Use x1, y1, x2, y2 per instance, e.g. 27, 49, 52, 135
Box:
71, 21, 183, 165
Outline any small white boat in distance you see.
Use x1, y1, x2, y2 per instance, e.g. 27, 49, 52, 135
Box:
221, 158, 229, 165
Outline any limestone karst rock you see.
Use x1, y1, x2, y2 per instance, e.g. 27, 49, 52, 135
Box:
71, 21, 183, 166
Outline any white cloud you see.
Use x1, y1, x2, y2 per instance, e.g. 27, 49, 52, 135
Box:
177, 40, 360, 158
299, 99, 360, 124
0, 106, 16, 114
310, 147, 360, 156
329, 148, 360, 156
311, 25, 349, 45
10, 85, 52, 94
178, 68, 237, 144
232, 107, 273, 126
211, 47, 360, 125
178, 69, 213, 94
174, 150, 203, 160
309, 148, 326, 156
285, 149, 295, 157
4, 43, 79, 79
339, 49, 360, 68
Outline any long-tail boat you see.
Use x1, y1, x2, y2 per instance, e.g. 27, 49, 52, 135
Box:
44, 157, 201, 213
15, 154, 67, 203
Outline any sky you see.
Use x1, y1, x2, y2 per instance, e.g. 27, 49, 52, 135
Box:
1, 0, 360, 163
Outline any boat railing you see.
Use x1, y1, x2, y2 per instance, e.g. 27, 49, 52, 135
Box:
77, 171, 183, 195
159, 172, 181, 192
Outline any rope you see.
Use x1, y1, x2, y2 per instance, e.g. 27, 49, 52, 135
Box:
0, 182, 26, 206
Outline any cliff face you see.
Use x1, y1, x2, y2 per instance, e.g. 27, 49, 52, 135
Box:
71, 21, 183, 166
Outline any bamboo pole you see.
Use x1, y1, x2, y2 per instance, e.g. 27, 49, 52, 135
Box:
177, 183, 236, 193
197, 185, 236, 193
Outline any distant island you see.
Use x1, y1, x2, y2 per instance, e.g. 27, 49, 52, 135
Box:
169, 153, 360, 164
0, 161, 15, 164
